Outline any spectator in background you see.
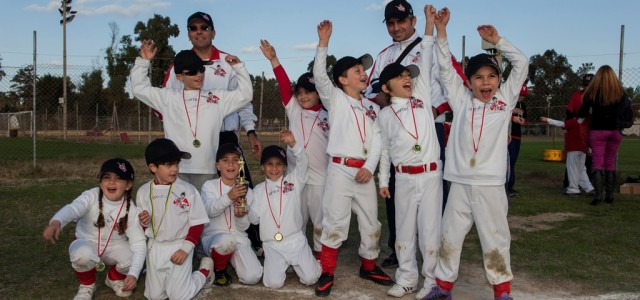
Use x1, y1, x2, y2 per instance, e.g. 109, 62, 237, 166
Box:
9, 114, 19, 138
564, 74, 594, 187
506, 83, 528, 197
578, 66, 626, 205
163, 11, 263, 254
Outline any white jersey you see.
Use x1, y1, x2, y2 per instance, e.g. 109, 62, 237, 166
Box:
272, 65, 330, 185
201, 178, 253, 237
313, 47, 381, 173
435, 37, 529, 185
50, 187, 146, 277
131, 57, 253, 174
378, 37, 442, 188
248, 144, 308, 243
365, 32, 448, 112
164, 46, 257, 132
135, 178, 209, 243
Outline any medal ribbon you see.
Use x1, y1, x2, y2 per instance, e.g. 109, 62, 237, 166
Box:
148, 182, 173, 238
471, 100, 487, 156
265, 177, 284, 232
390, 99, 419, 143
182, 90, 201, 142
301, 111, 320, 149
97, 198, 125, 259
350, 101, 367, 152
220, 180, 233, 231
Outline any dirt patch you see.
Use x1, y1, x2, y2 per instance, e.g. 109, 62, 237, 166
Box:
509, 212, 583, 233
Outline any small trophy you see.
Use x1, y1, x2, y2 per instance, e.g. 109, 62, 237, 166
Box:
235, 155, 248, 213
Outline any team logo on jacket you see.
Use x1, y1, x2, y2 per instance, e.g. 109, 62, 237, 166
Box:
488, 97, 507, 111
411, 52, 420, 64
207, 92, 220, 104
318, 118, 330, 132
282, 181, 295, 193
173, 192, 190, 209
410, 97, 424, 108
214, 65, 227, 77
365, 105, 377, 121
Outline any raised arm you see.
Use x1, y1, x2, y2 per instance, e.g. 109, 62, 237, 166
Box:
260, 39, 294, 105
313, 20, 339, 111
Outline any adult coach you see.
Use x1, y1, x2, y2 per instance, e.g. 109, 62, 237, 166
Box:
164, 11, 263, 253
163, 11, 262, 190
365, 0, 465, 270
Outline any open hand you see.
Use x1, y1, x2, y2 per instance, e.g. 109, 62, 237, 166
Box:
140, 40, 157, 60
477, 25, 500, 45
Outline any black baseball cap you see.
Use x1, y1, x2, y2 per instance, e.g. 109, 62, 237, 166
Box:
332, 54, 373, 86
187, 11, 214, 29
379, 63, 420, 87
145, 138, 191, 164
465, 53, 501, 79
582, 73, 594, 86
384, 0, 414, 22
295, 72, 316, 93
260, 145, 287, 165
216, 143, 243, 161
98, 158, 135, 181
173, 50, 205, 75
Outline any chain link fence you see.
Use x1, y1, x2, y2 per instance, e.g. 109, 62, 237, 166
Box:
0, 62, 639, 169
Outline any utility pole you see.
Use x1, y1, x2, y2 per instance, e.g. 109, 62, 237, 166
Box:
59, 0, 76, 140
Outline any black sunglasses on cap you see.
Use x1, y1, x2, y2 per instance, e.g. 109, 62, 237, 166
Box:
181, 66, 206, 76
188, 25, 211, 32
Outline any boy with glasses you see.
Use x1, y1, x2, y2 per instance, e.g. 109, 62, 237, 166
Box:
131, 40, 253, 183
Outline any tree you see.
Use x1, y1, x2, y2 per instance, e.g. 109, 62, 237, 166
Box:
76, 69, 106, 116
576, 63, 595, 77
133, 14, 180, 87
36, 74, 75, 114
527, 49, 580, 119
9, 65, 35, 108
307, 55, 337, 82
0, 55, 6, 82
105, 23, 139, 113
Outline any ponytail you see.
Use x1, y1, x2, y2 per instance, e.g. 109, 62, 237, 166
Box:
117, 189, 132, 235
94, 189, 106, 229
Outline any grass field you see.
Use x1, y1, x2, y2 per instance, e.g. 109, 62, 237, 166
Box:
0, 136, 639, 298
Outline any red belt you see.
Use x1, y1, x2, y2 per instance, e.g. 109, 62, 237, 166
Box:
395, 162, 437, 174
332, 157, 366, 168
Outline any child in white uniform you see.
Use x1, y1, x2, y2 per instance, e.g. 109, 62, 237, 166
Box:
313, 20, 393, 297
43, 158, 146, 300
377, 5, 443, 298
259, 39, 330, 255
248, 130, 321, 289
130, 39, 252, 188
425, 8, 529, 300
200, 143, 263, 286
137, 138, 212, 300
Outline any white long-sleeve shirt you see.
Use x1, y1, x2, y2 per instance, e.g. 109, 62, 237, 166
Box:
50, 187, 146, 278
436, 37, 529, 185
248, 144, 308, 243
131, 57, 253, 174
313, 47, 382, 173
164, 46, 257, 132
201, 178, 253, 238
378, 36, 441, 188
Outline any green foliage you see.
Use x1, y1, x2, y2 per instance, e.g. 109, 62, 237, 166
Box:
0, 55, 6, 81
133, 14, 180, 87
9, 65, 35, 108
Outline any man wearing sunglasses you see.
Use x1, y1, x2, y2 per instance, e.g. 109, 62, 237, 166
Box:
163, 11, 264, 259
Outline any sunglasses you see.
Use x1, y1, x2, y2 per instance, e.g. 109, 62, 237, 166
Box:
188, 25, 212, 32
181, 66, 206, 76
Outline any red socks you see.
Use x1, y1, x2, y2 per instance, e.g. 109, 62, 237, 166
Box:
494, 281, 511, 297
75, 268, 97, 285
107, 266, 127, 281
211, 249, 233, 271
359, 257, 376, 271
320, 245, 338, 275
436, 278, 454, 291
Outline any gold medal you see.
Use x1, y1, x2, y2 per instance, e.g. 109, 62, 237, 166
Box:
96, 261, 106, 272
274, 232, 283, 241
193, 139, 201, 148
412, 144, 421, 153
470, 157, 476, 168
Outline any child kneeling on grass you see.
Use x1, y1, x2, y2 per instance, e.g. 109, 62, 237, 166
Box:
43, 158, 145, 299
136, 138, 212, 299
248, 130, 321, 289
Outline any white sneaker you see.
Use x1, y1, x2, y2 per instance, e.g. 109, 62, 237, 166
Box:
73, 283, 96, 300
387, 284, 416, 297
105, 278, 133, 297
199, 257, 214, 280
416, 286, 429, 299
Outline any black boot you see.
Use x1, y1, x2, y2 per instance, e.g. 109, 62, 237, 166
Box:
604, 170, 616, 204
590, 170, 604, 206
